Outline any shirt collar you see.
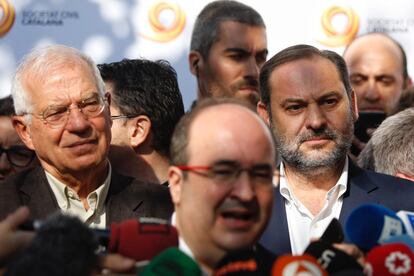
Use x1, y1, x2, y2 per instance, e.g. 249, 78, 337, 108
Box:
45, 163, 112, 211
279, 157, 349, 202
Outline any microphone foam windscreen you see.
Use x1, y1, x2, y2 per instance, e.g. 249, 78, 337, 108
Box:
366, 243, 414, 276
345, 204, 406, 252
5, 214, 98, 276
271, 254, 327, 276
140, 247, 201, 276
304, 240, 363, 274
320, 218, 344, 244
397, 211, 414, 236
108, 217, 178, 262
214, 246, 276, 276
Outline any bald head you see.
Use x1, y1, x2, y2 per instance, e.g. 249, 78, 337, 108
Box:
343, 33, 411, 114
190, 103, 274, 158
170, 99, 275, 166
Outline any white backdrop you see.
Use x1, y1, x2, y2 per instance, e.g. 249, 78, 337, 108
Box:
1, 0, 414, 109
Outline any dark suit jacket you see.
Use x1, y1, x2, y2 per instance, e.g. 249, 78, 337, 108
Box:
0, 167, 173, 225
259, 161, 414, 255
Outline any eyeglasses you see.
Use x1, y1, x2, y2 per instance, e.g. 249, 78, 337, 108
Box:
111, 114, 139, 120
30, 93, 108, 129
0, 145, 35, 167
177, 161, 276, 186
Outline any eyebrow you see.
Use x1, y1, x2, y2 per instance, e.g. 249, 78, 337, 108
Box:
224, 47, 268, 56
280, 91, 342, 105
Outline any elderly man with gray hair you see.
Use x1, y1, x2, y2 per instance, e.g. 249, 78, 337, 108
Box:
358, 107, 414, 182
0, 45, 173, 225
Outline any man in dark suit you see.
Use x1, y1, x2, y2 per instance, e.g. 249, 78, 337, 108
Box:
257, 44, 414, 255
0, 45, 173, 226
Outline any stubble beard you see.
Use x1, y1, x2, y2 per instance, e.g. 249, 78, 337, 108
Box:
271, 114, 354, 175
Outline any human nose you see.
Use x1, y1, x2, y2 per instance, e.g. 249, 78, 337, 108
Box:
231, 170, 255, 202
363, 79, 380, 102
64, 106, 90, 131
244, 57, 260, 80
305, 104, 327, 130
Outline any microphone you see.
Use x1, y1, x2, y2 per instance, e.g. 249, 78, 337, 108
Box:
271, 254, 327, 276
19, 216, 179, 262
214, 246, 277, 276
107, 217, 178, 262
345, 204, 406, 252
140, 247, 202, 276
397, 211, 414, 236
381, 234, 414, 252
320, 218, 344, 244
365, 243, 414, 276
304, 240, 363, 274
6, 214, 99, 276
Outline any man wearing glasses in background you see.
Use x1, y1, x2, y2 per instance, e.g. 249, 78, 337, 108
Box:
168, 98, 277, 274
98, 59, 184, 185
0, 45, 173, 225
0, 95, 37, 180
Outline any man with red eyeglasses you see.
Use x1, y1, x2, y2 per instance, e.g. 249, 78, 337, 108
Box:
0, 45, 173, 225
168, 98, 277, 274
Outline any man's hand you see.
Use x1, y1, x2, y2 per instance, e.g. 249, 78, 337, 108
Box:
333, 243, 365, 267
98, 253, 136, 274
0, 207, 34, 264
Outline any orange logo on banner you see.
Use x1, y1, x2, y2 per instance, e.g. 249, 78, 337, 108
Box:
140, 1, 186, 43
318, 6, 359, 47
0, 0, 15, 37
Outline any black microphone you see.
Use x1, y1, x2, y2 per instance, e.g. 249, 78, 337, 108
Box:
19, 216, 179, 262
320, 218, 344, 244
304, 240, 363, 275
6, 214, 99, 276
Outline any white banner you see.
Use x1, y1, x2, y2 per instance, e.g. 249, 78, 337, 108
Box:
1, 0, 414, 109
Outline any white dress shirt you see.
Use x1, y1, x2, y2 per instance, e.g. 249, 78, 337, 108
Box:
46, 164, 111, 229
279, 158, 348, 255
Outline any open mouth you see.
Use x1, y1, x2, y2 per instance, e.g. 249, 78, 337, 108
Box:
221, 210, 256, 221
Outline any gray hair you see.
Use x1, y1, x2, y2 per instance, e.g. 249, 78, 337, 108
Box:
190, 0, 265, 59
368, 108, 414, 176
11, 44, 105, 116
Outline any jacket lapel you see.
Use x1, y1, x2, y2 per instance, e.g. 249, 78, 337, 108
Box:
19, 167, 59, 220
339, 160, 379, 228
106, 171, 143, 225
259, 187, 291, 255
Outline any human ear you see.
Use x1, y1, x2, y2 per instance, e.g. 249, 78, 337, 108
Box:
168, 166, 183, 205
189, 51, 203, 77
350, 89, 359, 122
12, 116, 35, 150
257, 101, 271, 126
129, 115, 151, 148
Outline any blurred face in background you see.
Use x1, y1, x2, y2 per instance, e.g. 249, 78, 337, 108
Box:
193, 21, 268, 108
344, 34, 411, 115
0, 116, 36, 180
